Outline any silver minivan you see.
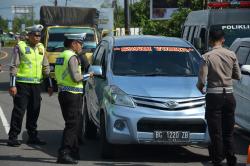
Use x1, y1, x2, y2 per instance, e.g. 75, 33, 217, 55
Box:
84, 35, 210, 158
230, 38, 250, 132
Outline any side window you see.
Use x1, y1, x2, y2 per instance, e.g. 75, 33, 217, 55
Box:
183, 26, 189, 40
188, 26, 195, 42
199, 28, 206, 50
236, 46, 250, 65
93, 46, 105, 65
246, 53, 250, 65
193, 26, 199, 40
92, 44, 101, 62
101, 43, 109, 74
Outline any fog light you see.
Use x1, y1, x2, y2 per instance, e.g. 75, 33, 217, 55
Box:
114, 120, 125, 131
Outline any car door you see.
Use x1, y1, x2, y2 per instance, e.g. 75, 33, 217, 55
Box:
86, 43, 102, 124
233, 44, 250, 131
87, 41, 109, 125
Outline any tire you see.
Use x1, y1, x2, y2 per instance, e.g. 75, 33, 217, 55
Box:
100, 113, 114, 159
82, 99, 97, 139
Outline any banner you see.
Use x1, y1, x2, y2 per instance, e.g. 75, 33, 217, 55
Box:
150, 0, 191, 20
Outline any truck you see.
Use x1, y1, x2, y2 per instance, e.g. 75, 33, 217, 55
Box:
40, 6, 99, 87
182, 1, 250, 54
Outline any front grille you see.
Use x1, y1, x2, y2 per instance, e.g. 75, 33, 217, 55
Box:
137, 118, 206, 133
132, 96, 205, 111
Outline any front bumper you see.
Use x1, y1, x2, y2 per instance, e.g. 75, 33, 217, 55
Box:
104, 103, 210, 145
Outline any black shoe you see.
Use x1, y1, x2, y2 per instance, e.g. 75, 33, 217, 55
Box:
71, 152, 80, 160
57, 152, 78, 164
78, 138, 85, 145
27, 137, 46, 145
213, 164, 223, 166
227, 155, 237, 166
7, 139, 21, 147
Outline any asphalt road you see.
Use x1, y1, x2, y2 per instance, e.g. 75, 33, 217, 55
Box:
0, 48, 249, 166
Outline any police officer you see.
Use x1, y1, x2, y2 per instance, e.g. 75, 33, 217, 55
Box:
55, 33, 92, 164
8, 24, 53, 147
196, 29, 241, 166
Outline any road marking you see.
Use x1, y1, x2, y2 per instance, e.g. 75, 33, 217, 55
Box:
0, 106, 10, 134
0, 51, 8, 60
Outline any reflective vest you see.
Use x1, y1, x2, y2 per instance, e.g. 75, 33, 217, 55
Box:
16, 41, 44, 84
55, 50, 83, 94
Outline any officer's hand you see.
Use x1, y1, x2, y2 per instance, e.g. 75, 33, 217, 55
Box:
9, 87, 17, 97
47, 87, 53, 96
89, 72, 94, 78
196, 83, 206, 94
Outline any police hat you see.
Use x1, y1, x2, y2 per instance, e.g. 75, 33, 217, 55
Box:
64, 33, 86, 43
26, 24, 43, 35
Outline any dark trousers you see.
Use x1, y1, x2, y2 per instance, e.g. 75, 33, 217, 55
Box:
58, 91, 83, 154
9, 82, 42, 139
205, 93, 236, 164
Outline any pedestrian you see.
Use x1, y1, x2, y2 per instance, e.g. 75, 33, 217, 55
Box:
8, 24, 53, 147
196, 28, 241, 166
55, 33, 93, 164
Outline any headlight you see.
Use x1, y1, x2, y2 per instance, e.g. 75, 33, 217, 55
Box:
104, 85, 135, 108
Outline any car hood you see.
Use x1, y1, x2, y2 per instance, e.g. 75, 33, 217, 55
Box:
110, 76, 203, 98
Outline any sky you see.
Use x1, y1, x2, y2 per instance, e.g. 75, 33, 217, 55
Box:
0, 0, 124, 20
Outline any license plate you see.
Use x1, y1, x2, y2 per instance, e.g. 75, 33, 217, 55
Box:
154, 131, 190, 143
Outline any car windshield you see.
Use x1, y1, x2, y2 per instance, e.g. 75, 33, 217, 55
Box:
112, 46, 201, 76
211, 25, 250, 48
47, 27, 96, 52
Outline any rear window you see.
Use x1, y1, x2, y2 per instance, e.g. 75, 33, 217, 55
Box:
112, 46, 202, 76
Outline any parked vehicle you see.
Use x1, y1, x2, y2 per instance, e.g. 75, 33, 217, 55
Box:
230, 38, 250, 132
40, 6, 99, 88
182, 6, 250, 54
83, 35, 210, 158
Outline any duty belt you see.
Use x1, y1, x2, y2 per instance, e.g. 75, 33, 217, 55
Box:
59, 86, 83, 93
16, 77, 42, 83
206, 87, 233, 94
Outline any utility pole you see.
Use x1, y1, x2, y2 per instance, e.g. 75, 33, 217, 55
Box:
124, 0, 130, 35
204, 0, 208, 9
54, 0, 58, 6
65, 0, 70, 6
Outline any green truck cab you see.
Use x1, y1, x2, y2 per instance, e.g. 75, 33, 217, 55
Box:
40, 6, 99, 82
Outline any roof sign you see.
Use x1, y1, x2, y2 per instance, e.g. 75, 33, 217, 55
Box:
208, 1, 250, 8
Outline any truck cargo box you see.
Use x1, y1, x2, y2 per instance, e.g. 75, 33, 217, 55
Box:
40, 6, 98, 27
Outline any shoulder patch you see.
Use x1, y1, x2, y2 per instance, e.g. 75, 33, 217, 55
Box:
38, 47, 44, 55
25, 47, 31, 54
56, 57, 64, 65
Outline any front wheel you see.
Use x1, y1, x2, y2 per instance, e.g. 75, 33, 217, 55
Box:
100, 113, 114, 159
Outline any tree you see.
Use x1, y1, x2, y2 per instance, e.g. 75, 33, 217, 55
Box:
0, 16, 8, 32
127, 0, 203, 37
114, 5, 125, 28
12, 17, 39, 33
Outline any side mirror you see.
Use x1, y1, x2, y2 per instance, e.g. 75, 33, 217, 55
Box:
88, 65, 103, 76
194, 37, 202, 50
241, 65, 250, 75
